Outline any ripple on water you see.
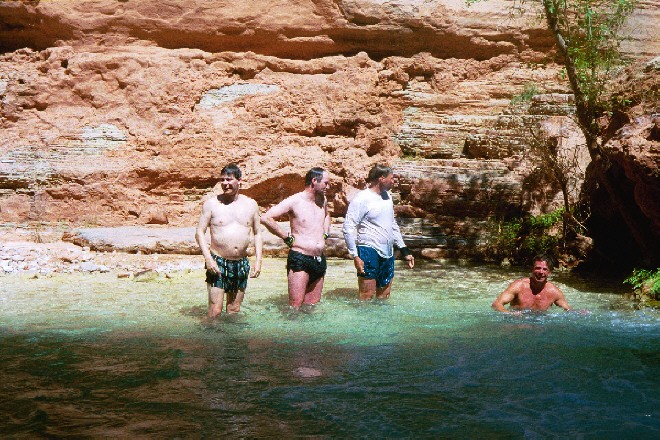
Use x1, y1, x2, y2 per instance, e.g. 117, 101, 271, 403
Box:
0, 259, 658, 437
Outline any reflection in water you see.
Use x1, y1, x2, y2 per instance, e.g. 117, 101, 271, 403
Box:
0, 259, 658, 437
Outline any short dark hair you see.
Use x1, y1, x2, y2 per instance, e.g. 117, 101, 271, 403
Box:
305, 167, 326, 186
532, 254, 554, 270
367, 164, 393, 183
220, 164, 242, 180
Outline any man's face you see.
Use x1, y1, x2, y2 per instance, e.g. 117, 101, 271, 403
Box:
313, 172, 330, 195
380, 173, 395, 191
219, 173, 240, 195
531, 260, 550, 283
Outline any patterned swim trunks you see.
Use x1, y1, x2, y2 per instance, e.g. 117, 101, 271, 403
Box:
205, 253, 250, 293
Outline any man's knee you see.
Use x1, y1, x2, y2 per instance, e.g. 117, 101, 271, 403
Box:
208, 301, 223, 318
375, 282, 392, 299
358, 278, 376, 300
208, 286, 224, 301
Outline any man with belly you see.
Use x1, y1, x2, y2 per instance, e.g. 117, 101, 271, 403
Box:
195, 164, 263, 319
261, 167, 330, 308
491, 254, 571, 313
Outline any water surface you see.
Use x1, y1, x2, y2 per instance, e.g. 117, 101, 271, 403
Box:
1, 259, 658, 438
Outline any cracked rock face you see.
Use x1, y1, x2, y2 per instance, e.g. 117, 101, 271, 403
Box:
0, 0, 657, 260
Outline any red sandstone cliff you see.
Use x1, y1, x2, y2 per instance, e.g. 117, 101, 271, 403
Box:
0, 0, 658, 263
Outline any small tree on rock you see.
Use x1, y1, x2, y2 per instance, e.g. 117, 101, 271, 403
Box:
469, 0, 656, 260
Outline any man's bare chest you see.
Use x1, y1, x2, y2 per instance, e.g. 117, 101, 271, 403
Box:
516, 289, 555, 308
211, 204, 252, 227
291, 201, 324, 222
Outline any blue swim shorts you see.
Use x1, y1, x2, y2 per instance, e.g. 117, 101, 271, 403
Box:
357, 245, 395, 288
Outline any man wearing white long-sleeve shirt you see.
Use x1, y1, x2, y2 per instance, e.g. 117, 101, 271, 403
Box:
343, 165, 415, 300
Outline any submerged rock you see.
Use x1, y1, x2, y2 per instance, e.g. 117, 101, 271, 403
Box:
134, 269, 159, 282
293, 367, 322, 378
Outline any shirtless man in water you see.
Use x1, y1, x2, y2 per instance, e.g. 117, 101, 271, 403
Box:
195, 164, 263, 319
261, 167, 331, 308
491, 254, 571, 313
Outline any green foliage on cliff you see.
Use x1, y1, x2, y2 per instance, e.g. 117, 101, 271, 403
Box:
510, 82, 540, 105
489, 209, 564, 263
547, 0, 636, 115
624, 268, 660, 301
470, 0, 655, 263
468, 0, 636, 130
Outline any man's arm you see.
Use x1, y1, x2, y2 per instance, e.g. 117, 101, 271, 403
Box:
392, 218, 414, 269
553, 286, 571, 311
342, 196, 363, 257
342, 196, 365, 273
251, 202, 263, 278
195, 200, 219, 274
323, 200, 331, 237
491, 281, 519, 313
389, 193, 414, 269
261, 197, 293, 241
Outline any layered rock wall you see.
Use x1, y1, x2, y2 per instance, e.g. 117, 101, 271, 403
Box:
1, 0, 658, 261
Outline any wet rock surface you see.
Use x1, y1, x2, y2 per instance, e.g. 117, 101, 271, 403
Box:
0, 240, 203, 278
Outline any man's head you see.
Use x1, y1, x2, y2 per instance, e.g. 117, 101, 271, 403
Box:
220, 164, 242, 180
531, 254, 554, 283
219, 163, 242, 196
305, 167, 330, 195
367, 164, 394, 191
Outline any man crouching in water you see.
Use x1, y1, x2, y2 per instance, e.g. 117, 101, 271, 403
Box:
261, 167, 331, 309
195, 164, 263, 320
492, 254, 571, 313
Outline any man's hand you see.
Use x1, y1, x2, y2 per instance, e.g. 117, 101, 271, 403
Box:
353, 256, 365, 275
206, 259, 221, 275
405, 255, 414, 269
251, 264, 261, 278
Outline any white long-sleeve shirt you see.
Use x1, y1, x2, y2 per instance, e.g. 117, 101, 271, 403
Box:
342, 188, 406, 258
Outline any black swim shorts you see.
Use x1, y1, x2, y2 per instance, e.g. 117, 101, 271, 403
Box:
286, 250, 327, 284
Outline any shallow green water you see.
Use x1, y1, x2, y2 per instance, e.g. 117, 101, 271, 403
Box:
1, 259, 658, 438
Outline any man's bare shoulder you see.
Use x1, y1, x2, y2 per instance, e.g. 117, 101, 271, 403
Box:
237, 194, 259, 209
275, 192, 305, 209
508, 278, 529, 290
289, 192, 305, 203
237, 194, 257, 203
201, 194, 219, 209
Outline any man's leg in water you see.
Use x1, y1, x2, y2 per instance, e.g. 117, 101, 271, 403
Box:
358, 278, 392, 300
207, 285, 226, 318
376, 281, 392, 299
303, 276, 324, 305
226, 289, 245, 314
288, 270, 311, 308
358, 277, 377, 300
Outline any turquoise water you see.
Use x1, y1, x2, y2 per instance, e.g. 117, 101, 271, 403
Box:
1, 259, 658, 438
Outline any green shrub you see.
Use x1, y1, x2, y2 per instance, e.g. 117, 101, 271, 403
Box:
490, 209, 564, 264
510, 83, 540, 105
491, 219, 523, 257
624, 268, 660, 300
